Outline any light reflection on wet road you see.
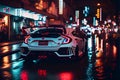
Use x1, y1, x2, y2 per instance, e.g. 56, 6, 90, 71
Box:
0, 33, 120, 80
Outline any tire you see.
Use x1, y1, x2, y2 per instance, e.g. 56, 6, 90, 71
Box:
74, 45, 84, 60
75, 46, 79, 57
71, 46, 80, 61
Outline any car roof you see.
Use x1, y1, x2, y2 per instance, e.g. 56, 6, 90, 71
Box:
49, 25, 65, 28
37, 25, 66, 34
31, 25, 66, 34
48, 25, 66, 34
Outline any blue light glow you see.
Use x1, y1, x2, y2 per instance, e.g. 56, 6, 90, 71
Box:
83, 6, 90, 17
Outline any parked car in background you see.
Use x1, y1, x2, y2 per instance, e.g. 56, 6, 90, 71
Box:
20, 25, 86, 60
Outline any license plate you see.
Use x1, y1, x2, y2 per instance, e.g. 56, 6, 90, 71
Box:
39, 41, 48, 45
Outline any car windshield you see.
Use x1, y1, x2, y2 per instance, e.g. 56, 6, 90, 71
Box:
31, 28, 63, 38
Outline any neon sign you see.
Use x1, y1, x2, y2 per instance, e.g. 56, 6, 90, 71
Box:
59, 0, 63, 15
83, 6, 90, 17
15, 9, 43, 20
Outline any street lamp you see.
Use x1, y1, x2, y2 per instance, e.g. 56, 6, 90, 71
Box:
97, 3, 101, 6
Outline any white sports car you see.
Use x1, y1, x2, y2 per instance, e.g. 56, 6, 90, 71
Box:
20, 25, 86, 60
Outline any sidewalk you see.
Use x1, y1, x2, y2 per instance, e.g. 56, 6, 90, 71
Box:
0, 40, 23, 57
0, 40, 23, 47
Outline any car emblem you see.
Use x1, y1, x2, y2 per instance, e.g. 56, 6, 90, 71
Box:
42, 37, 45, 40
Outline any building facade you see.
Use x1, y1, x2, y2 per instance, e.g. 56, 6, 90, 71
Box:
0, 0, 75, 42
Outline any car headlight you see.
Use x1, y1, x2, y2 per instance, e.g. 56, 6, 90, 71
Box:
62, 35, 72, 44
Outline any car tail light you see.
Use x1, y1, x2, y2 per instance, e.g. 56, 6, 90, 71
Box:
62, 35, 72, 44
24, 36, 30, 44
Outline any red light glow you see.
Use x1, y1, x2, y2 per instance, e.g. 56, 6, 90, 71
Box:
20, 70, 28, 80
59, 72, 73, 80
38, 69, 47, 76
